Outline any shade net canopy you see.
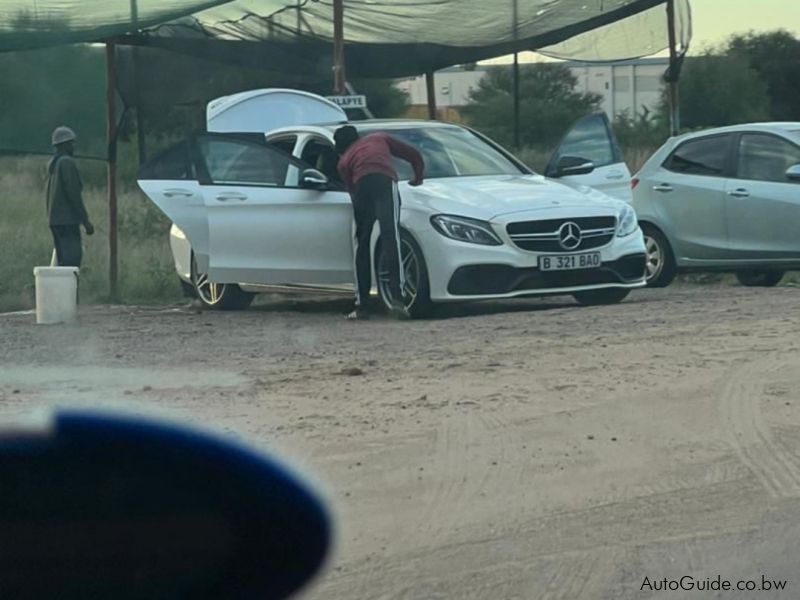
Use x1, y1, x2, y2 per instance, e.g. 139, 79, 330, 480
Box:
127, 0, 689, 78
539, 0, 691, 61
0, 0, 232, 51
0, 0, 691, 159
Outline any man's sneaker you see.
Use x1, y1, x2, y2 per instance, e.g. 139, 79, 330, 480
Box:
345, 307, 369, 321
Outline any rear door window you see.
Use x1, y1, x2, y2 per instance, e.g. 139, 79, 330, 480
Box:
736, 133, 800, 183
196, 136, 301, 187
663, 135, 732, 177
138, 141, 195, 180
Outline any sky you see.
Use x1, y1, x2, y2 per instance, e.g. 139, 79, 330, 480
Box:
690, 0, 800, 50
485, 0, 800, 64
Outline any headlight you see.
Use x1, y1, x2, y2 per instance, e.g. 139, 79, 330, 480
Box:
616, 205, 638, 237
430, 215, 503, 246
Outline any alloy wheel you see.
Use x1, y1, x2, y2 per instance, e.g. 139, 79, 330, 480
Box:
378, 239, 419, 310
192, 258, 227, 306
644, 234, 663, 282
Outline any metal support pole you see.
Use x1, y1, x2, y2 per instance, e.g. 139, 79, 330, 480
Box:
131, 0, 146, 164
512, 0, 520, 148
425, 71, 437, 120
513, 53, 520, 148
333, 0, 346, 94
666, 0, 680, 136
106, 42, 119, 301
136, 106, 146, 164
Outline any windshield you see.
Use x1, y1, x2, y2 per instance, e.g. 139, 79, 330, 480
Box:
363, 126, 526, 180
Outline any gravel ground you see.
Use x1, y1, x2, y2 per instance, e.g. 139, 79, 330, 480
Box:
2, 284, 800, 599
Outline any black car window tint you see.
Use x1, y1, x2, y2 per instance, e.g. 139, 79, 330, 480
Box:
300, 139, 343, 186
199, 138, 294, 186
555, 115, 615, 168
139, 142, 193, 180
664, 135, 730, 176
270, 136, 297, 155
737, 134, 800, 183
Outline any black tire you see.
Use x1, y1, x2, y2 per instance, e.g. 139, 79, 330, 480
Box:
573, 287, 630, 306
191, 254, 254, 311
376, 230, 433, 319
641, 225, 677, 288
179, 279, 196, 298
735, 270, 785, 287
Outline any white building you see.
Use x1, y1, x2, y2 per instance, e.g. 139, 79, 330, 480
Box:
396, 57, 669, 120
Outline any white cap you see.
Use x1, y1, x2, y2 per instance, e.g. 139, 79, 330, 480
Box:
52, 126, 77, 146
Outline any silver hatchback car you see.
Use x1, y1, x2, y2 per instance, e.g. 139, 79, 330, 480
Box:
632, 123, 800, 287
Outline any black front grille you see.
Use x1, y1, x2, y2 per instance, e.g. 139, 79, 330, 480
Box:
507, 216, 616, 235
507, 216, 617, 253
513, 236, 614, 252
447, 253, 646, 296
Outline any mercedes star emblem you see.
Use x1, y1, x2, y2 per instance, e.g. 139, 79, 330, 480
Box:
558, 221, 582, 250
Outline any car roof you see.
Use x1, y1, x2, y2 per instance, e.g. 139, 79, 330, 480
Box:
673, 122, 800, 143
266, 119, 465, 139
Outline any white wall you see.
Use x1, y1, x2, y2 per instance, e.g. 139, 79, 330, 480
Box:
397, 59, 669, 119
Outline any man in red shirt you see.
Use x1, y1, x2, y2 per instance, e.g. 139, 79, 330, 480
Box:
334, 126, 425, 320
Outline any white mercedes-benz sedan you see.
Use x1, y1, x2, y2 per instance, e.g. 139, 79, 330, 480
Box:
138, 89, 646, 317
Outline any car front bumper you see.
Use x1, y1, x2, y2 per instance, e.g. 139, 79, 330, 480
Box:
413, 218, 647, 302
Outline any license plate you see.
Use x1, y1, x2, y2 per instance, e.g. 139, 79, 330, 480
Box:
539, 252, 601, 271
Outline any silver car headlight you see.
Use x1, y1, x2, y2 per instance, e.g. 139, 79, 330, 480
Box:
616, 205, 638, 238
430, 215, 503, 246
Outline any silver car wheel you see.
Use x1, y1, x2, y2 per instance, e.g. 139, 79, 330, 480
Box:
644, 234, 663, 281
192, 257, 227, 306
378, 239, 419, 309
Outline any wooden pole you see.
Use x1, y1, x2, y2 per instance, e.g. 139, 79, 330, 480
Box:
666, 0, 680, 136
425, 71, 437, 120
106, 42, 119, 301
333, 0, 346, 94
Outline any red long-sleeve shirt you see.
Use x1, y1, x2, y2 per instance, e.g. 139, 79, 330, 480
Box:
337, 132, 425, 192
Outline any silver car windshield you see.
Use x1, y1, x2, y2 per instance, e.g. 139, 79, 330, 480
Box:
367, 126, 526, 180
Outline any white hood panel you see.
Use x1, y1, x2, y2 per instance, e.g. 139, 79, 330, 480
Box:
403, 175, 626, 221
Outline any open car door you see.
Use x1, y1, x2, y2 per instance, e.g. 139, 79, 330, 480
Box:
139, 133, 354, 287
545, 113, 632, 202
193, 133, 353, 286
137, 141, 212, 272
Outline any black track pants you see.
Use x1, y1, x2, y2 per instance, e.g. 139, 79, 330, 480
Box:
351, 173, 405, 308
50, 225, 82, 267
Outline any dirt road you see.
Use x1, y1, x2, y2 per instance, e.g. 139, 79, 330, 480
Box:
2, 284, 800, 598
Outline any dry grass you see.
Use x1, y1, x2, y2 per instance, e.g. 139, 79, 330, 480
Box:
0, 155, 183, 311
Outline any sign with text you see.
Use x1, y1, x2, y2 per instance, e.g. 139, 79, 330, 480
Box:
326, 95, 367, 109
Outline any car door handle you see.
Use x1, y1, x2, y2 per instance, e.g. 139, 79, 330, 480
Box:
652, 184, 673, 193
215, 192, 248, 202
727, 188, 750, 198
163, 188, 194, 198
605, 171, 625, 180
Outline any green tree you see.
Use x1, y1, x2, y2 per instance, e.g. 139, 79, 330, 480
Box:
461, 64, 602, 150
665, 51, 770, 130
727, 30, 800, 121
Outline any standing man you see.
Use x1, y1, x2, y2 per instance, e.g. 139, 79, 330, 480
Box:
46, 126, 94, 267
334, 126, 424, 320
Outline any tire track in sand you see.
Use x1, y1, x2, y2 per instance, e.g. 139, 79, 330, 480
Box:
719, 356, 800, 498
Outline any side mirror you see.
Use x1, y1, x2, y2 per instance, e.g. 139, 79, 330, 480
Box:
301, 168, 329, 189
0, 410, 331, 599
786, 164, 800, 182
549, 155, 595, 178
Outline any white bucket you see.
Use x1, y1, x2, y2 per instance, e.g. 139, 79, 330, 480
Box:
33, 266, 79, 325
